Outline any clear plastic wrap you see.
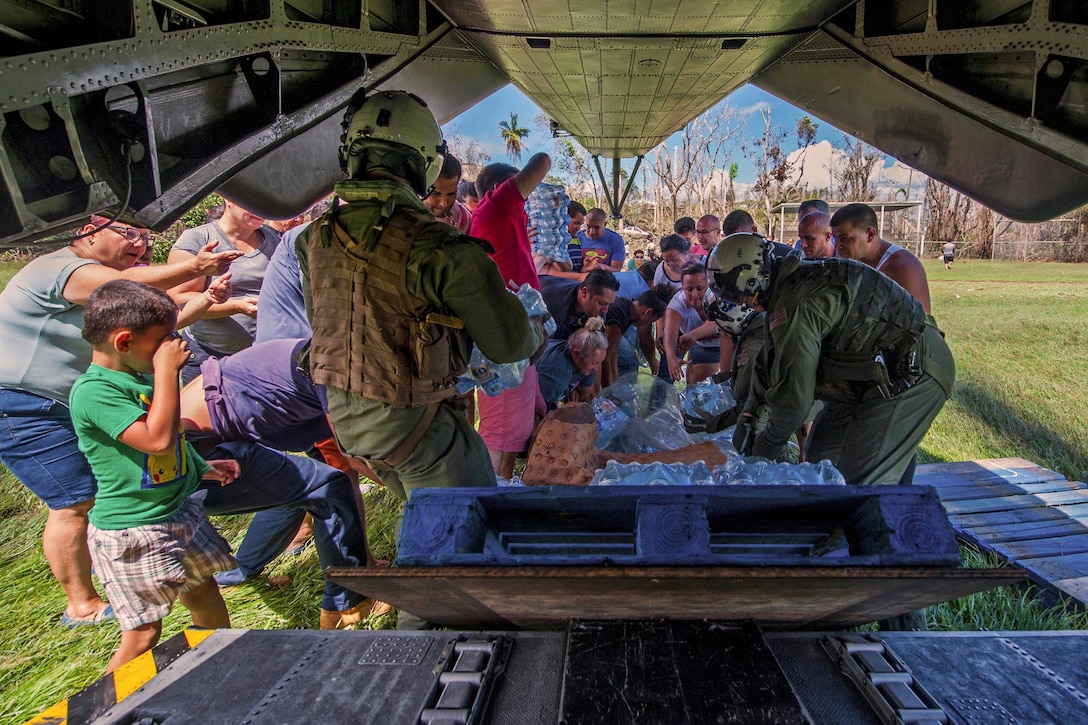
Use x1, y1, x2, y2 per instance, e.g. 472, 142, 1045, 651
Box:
455, 283, 553, 395
525, 183, 572, 263
590, 460, 715, 486
592, 397, 629, 449
594, 373, 737, 456
514, 282, 557, 335
496, 474, 526, 487
456, 346, 529, 396
714, 458, 847, 486
680, 378, 737, 421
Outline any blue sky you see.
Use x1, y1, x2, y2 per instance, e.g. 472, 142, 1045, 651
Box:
445, 83, 915, 193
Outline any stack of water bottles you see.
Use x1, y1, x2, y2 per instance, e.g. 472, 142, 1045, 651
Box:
680, 378, 737, 423
592, 397, 630, 448
525, 182, 572, 264
456, 283, 556, 397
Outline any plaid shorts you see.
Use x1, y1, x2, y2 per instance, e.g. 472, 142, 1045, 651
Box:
88, 495, 236, 630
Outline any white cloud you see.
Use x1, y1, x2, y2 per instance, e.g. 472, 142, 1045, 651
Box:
786, 140, 838, 187
781, 141, 925, 200
737, 101, 772, 118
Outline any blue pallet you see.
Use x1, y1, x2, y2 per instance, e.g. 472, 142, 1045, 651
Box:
395, 485, 961, 568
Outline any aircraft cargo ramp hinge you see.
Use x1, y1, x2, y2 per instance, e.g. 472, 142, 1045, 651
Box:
823, 634, 950, 725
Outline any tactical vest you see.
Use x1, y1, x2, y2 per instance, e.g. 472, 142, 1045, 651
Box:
773, 258, 928, 401
305, 203, 471, 408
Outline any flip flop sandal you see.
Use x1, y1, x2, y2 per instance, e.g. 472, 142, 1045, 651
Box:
60, 604, 114, 627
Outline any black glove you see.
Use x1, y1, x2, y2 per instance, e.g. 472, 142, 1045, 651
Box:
684, 406, 740, 435
709, 371, 731, 386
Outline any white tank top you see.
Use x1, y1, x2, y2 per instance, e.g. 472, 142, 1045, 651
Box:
876, 243, 906, 272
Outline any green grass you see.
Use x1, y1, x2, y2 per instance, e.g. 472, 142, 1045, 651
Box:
927, 544, 1088, 632
0, 469, 405, 722
3, 258, 1088, 720
919, 259, 1088, 482
0, 253, 32, 289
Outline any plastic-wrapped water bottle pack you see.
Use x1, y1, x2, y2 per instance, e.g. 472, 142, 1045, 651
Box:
583, 457, 844, 487
455, 283, 553, 396
591, 373, 736, 455
592, 397, 630, 449
514, 282, 556, 336
456, 347, 529, 397
714, 458, 847, 486
525, 183, 572, 263
590, 460, 716, 486
680, 378, 737, 421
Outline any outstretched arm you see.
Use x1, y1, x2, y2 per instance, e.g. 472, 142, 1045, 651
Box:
176, 273, 232, 329
662, 309, 685, 382
63, 241, 240, 306
601, 323, 624, 387
515, 153, 552, 199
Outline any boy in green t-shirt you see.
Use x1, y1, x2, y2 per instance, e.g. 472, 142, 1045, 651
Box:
71, 279, 240, 673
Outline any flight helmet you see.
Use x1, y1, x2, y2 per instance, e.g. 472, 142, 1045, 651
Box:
339, 90, 446, 195
707, 232, 773, 305
710, 301, 758, 336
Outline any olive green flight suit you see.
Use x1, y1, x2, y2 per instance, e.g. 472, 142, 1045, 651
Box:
297, 180, 544, 501
742, 254, 955, 484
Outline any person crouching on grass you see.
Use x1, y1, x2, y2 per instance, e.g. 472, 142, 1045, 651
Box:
70, 279, 240, 673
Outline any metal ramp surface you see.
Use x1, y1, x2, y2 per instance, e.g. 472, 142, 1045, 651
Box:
32, 626, 1088, 725
915, 458, 1088, 607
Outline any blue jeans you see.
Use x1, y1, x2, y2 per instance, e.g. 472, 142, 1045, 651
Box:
688, 344, 720, 365
180, 330, 236, 386
230, 507, 307, 578
616, 327, 640, 379
197, 440, 367, 611
0, 388, 95, 508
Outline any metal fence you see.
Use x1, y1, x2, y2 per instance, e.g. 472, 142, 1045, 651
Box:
907, 239, 1088, 263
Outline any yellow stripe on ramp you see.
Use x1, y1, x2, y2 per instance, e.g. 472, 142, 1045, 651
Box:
26, 627, 215, 725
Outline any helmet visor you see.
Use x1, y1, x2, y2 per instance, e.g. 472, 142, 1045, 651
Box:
711, 263, 751, 304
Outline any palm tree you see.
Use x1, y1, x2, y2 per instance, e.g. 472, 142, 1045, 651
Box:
726, 162, 738, 208
498, 112, 530, 163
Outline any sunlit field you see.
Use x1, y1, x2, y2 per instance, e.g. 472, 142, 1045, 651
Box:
3, 258, 1087, 720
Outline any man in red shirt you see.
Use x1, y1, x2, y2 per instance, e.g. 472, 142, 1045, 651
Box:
469, 153, 552, 478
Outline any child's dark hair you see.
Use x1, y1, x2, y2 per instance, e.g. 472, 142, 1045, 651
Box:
82, 280, 178, 344
475, 163, 518, 197
637, 257, 660, 284
636, 283, 676, 318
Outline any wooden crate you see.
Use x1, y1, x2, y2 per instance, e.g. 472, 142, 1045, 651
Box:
395, 485, 961, 568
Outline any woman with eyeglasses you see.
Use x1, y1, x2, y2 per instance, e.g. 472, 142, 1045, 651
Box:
167, 197, 280, 384
0, 215, 239, 627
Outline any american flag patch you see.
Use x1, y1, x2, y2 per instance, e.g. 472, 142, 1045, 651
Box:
769, 308, 788, 330
737, 351, 748, 367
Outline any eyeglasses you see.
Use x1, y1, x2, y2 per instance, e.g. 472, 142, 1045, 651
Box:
108, 225, 150, 243
695, 228, 719, 235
